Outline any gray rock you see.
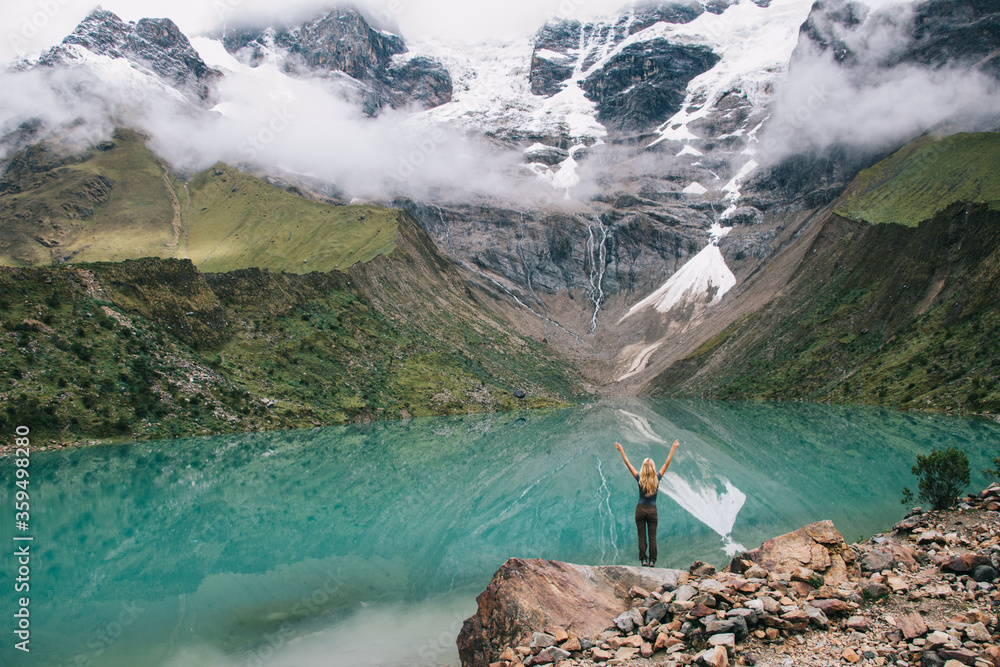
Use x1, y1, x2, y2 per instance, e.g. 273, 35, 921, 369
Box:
803, 604, 830, 630
547, 646, 571, 661
614, 607, 643, 633
531, 632, 557, 648
658, 569, 683, 591
860, 549, 894, 572
385, 56, 453, 109
709, 632, 736, 648
703, 615, 749, 640
698, 579, 726, 595
528, 4, 704, 98
864, 582, 890, 599
580, 39, 720, 134
921, 650, 946, 667
645, 601, 669, 625
972, 565, 997, 582
728, 607, 758, 626
965, 621, 991, 643
670, 600, 696, 615
760, 596, 781, 614
675, 584, 698, 603
220, 8, 452, 114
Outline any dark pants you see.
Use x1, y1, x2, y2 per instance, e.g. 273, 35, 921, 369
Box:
635, 503, 658, 563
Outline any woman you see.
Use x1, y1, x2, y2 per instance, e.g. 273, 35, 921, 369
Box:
615, 440, 680, 567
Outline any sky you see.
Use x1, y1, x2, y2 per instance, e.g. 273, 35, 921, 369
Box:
0, 0, 633, 63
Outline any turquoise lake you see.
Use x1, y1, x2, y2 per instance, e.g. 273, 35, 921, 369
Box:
1, 399, 997, 666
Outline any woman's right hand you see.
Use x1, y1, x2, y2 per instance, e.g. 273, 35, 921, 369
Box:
615, 442, 624, 453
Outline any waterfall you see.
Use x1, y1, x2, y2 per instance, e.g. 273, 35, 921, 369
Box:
433, 204, 451, 250
586, 221, 609, 333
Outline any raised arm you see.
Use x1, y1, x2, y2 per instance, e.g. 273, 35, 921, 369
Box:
659, 440, 680, 476
615, 442, 638, 477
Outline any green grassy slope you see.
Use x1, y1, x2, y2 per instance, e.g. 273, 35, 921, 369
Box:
186, 166, 398, 274
836, 132, 1000, 227
0, 259, 580, 444
0, 130, 397, 274
654, 131, 1000, 415
0, 128, 179, 266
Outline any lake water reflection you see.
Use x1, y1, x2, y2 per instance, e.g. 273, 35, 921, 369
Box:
2, 399, 997, 666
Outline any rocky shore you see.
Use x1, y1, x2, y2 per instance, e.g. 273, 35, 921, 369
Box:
458, 485, 1000, 667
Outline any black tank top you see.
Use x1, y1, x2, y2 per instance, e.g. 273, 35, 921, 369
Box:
635, 472, 663, 506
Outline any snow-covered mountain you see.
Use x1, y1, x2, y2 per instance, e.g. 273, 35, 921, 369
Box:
3, 0, 1000, 391
36, 9, 221, 103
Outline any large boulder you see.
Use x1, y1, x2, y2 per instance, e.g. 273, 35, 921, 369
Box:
728, 520, 859, 587
457, 558, 684, 667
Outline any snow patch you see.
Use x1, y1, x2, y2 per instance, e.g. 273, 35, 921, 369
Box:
526, 155, 580, 197
682, 181, 708, 195
409, 37, 606, 145
616, 343, 665, 382
618, 242, 736, 324
50, 44, 188, 104
534, 48, 576, 63
646, 0, 815, 148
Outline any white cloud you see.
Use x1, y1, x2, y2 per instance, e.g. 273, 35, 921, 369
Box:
0, 37, 558, 203
756, 0, 1000, 162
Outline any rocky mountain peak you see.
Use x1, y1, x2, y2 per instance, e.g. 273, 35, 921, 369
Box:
221, 6, 453, 115
38, 8, 220, 102
529, 2, 707, 99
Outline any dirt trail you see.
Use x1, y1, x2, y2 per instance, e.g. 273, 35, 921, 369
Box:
160, 165, 183, 253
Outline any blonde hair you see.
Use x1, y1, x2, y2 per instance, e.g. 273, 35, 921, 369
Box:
639, 458, 658, 497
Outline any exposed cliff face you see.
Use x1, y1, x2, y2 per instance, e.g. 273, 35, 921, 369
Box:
903, 0, 1000, 77
581, 39, 720, 134
37, 9, 221, 102
221, 8, 453, 114
393, 196, 711, 341
527, 5, 717, 135
529, 2, 705, 98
